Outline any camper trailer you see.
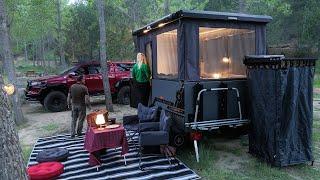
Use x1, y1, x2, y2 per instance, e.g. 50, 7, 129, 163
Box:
132, 10, 272, 162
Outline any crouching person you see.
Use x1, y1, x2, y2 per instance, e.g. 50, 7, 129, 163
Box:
67, 75, 91, 138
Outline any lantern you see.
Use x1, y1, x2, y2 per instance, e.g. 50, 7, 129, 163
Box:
2, 84, 15, 95
95, 114, 106, 130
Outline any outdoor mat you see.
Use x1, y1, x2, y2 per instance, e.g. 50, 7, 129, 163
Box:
28, 132, 200, 180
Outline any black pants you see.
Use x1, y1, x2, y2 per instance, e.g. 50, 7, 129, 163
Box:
71, 105, 86, 136
135, 82, 150, 107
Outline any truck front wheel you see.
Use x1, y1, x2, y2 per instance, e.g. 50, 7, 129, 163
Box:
117, 86, 130, 105
44, 91, 67, 112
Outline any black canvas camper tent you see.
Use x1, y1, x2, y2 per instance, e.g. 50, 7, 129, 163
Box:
244, 55, 316, 167
132, 10, 272, 162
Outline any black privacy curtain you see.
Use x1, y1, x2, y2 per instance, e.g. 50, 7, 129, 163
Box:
244, 55, 316, 167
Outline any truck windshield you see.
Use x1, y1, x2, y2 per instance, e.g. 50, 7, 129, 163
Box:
59, 67, 75, 75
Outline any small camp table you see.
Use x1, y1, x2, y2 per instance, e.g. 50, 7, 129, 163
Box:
84, 125, 129, 170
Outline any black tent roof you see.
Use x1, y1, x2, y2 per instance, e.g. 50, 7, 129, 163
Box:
133, 10, 272, 35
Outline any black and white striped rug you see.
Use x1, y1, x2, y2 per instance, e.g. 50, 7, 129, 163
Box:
28, 133, 200, 180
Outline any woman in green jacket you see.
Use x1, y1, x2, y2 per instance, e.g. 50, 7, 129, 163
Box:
132, 53, 151, 106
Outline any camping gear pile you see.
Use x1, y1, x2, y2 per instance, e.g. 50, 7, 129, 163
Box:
28, 148, 69, 179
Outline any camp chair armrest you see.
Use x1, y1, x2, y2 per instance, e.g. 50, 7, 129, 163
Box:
139, 117, 159, 123
139, 122, 160, 132
140, 131, 169, 146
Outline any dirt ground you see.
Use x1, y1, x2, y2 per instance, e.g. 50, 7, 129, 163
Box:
19, 96, 136, 146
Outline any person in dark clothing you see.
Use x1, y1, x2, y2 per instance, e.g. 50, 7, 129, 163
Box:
67, 75, 91, 138
132, 53, 151, 106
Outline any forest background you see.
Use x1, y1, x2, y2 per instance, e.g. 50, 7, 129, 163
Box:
0, 0, 319, 76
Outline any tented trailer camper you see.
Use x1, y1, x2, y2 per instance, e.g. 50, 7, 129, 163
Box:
132, 10, 272, 162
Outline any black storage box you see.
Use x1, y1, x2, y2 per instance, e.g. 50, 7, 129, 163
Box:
244, 55, 317, 167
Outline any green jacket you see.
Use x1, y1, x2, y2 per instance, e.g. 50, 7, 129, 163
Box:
132, 63, 151, 83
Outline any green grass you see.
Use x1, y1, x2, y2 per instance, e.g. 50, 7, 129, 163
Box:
178, 140, 292, 180
178, 142, 238, 180
21, 145, 33, 164
16, 122, 30, 131
179, 118, 320, 179
15, 60, 44, 73
313, 130, 320, 142
314, 75, 320, 89
15, 60, 60, 75
314, 60, 320, 88
313, 118, 320, 128
241, 159, 291, 180
41, 123, 59, 132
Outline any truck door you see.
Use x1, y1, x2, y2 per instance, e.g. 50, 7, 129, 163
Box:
67, 66, 87, 88
86, 64, 103, 94
108, 63, 116, 93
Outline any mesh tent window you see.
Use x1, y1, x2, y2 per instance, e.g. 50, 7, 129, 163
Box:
156, 29, 178, 79
199, 27, 255, 79
145, 42, 153, 76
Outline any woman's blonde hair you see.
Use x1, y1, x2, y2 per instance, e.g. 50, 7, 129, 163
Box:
137, 52, 148, 64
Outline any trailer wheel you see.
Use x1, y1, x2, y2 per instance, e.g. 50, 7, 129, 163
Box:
172, 134, 185, 147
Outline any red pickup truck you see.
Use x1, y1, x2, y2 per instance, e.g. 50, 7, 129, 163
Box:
25, 61, 134, 112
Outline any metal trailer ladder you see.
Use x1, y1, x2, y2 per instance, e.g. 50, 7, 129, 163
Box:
185, 87, 249, 162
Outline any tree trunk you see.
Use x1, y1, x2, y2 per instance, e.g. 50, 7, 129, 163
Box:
41, 37, 46, 68
0, 2, 28, 179
96, 0, 114, 111
239, 0, 246, 13
47, 37, 51, 67
32, 42, 35, 66
0, 74, 27, 180
56, 0, 67, 69
72, 41, 75, 63
164, 0, 170, 15
37, 41, 41, 66
125, 0, 140, 30
0, 0, 25, 125
35, 41, 39, 66
24, 42, 28, 61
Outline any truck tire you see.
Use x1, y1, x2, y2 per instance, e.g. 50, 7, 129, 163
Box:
44, 91, 67, 112
117, 86, 130, 105
40, 99, 44, 105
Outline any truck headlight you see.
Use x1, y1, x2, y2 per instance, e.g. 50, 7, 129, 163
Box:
30, 81, 42, 86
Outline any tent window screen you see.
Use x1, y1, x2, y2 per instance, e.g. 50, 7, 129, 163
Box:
156, 30, 178, 79
145, 42, 153, 75
199, 27, 255, 79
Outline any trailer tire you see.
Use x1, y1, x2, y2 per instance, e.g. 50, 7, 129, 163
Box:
44, 91, 67, 112
172, 134, 185, 147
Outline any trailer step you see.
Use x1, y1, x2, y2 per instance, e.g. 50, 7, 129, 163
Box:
192, 87, 244, 163
186, 119, 249, 130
